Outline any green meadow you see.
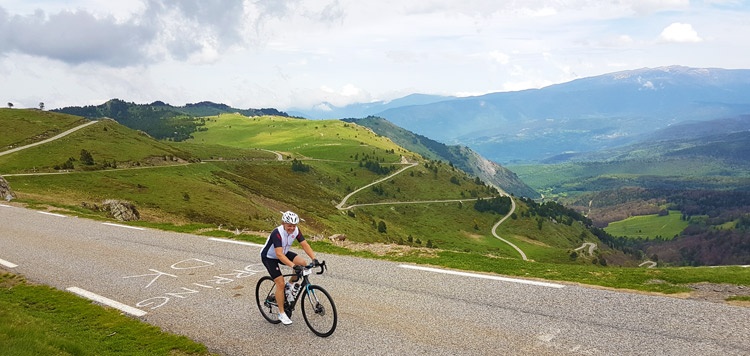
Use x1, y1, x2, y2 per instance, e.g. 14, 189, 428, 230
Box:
604, 210, 689, 239
0, 109, 87, 152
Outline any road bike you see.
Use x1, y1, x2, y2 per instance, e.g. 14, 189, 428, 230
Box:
255, 260, 337, 337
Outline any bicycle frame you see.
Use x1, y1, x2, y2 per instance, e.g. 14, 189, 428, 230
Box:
256, 260, 337, 337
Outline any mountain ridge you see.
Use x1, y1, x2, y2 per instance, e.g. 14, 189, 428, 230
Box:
341, 116, 538, 198
293, 66, 750, 164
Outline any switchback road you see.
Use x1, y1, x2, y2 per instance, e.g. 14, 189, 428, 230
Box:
2, 204, 749, 355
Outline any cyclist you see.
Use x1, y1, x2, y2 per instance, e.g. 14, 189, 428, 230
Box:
260, 210, 318, 325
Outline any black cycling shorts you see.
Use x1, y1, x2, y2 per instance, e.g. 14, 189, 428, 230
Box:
261, 251, 298, 279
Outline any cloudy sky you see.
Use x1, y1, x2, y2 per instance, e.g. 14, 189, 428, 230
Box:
1, 0, 748, 112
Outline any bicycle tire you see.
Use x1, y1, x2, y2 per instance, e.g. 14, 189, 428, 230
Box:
300, 285, 337, 337
255, 276, 281, 324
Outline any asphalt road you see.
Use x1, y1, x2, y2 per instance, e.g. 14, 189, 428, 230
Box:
2, 204, 749, 356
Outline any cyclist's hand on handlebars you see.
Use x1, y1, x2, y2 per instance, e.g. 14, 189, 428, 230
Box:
293, 265, 304, 273
312, 258, 320, 266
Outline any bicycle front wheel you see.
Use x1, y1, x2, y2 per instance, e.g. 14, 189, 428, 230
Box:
255, 276, 281, 324
301, 285, 337, 337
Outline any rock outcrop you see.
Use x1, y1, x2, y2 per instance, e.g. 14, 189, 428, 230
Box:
82, 199, 140, 221
0, 176, 15, 202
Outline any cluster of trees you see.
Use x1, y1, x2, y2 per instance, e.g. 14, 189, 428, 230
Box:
53, 149, 96, 170
642, 227, 750, 266
520, 197, 592, 227
360, 159, 393, 175
473, 196, 512, 215
291, 159, 310, 172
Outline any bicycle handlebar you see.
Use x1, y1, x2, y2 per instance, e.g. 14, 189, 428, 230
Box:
315, 260, 327, 275
293, 260, 327, 276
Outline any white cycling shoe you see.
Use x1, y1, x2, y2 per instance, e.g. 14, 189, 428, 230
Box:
278, 313, 293, 325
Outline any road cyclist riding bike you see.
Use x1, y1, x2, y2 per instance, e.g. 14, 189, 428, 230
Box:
257, 210, 337, 337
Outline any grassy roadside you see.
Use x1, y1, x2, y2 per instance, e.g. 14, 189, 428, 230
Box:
218, 230, 750, 295
0, 272, 215, 356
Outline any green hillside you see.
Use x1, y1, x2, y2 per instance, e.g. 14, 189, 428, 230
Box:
0, 108, 87, 152
51, 99, 289, 142
604, 211, 689, 239
0, 109, 602, 265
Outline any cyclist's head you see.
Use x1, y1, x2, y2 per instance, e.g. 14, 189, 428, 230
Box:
281, 210, 299, 225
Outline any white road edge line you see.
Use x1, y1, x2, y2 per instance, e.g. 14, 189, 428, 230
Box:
208, 237, 264, 247
399, 264, 565, 289
0, 204, 13, 208
102, 222, 145, 230
0, 258, 18, 268
66, 287, 147, 317
38, 211, 66, 217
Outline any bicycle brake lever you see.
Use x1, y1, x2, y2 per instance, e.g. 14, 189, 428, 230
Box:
316, 261, 326, 274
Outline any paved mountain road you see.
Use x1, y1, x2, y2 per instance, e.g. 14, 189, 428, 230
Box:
2, 204, 749, 355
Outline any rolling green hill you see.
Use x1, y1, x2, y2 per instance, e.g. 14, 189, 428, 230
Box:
1, 109, 606, 267
0, 108, 88, 152
51, 99, 288, 142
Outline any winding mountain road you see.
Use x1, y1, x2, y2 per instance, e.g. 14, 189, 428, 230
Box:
334, 158, 527, 259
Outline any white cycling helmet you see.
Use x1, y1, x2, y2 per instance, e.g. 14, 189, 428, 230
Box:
281, 211, 299, 224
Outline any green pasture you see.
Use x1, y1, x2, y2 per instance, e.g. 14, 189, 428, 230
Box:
190, 114, 405, 162
5, 163, 279, 230
0, 120, 194, 173
604, 210, 688, 239
0, 109, 87, 151
0, 108, 600, 265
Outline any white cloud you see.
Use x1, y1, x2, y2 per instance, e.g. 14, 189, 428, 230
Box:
1, 1, 748, 110
658, 22, 702, 43
489, 50, 510, 64
629, 0, 690, 15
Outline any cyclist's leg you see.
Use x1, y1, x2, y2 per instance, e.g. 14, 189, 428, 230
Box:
285, 251, 305, 283
261, 257, 287, 313
273, 275, 286, 313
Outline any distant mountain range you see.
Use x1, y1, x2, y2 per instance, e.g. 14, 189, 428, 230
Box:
548, 114, 750, 164
292, 66, 750, 164
288, 93, 454, 120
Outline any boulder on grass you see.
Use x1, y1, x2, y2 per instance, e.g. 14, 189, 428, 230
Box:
0, 176, 15, 202
102, 199, 140, 221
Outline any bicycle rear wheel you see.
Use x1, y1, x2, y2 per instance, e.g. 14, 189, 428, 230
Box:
255, 276, 281, 324
301, 285, 337, 337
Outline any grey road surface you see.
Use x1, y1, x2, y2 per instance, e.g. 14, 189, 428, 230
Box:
1, 204, 749, 356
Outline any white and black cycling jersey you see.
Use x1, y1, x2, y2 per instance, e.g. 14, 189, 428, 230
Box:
260, 225, 305, 260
